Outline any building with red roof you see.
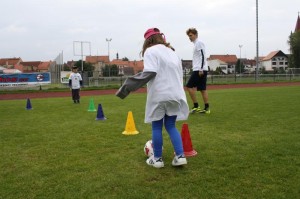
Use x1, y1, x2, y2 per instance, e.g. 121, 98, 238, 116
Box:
110, 59, 144, 75
0, 58, 22, 68
208, 54, 238, 74
260, 50, 288, 71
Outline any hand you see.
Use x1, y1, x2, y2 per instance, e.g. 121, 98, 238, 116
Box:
199, 71, 204, 77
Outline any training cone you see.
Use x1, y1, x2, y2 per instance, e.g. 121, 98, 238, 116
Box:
122, 111, 139, 135
88, 98, 97, 112
181, 123, 197, 156
26, 98, 32, 110
95, 104, 107, 120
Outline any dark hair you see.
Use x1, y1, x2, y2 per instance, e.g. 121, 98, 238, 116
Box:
141, 34, 174, 57
186, 28, 198, 36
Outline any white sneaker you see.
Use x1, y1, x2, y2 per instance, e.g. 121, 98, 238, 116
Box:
146, 155, 164, 168
172, 155, 187, 166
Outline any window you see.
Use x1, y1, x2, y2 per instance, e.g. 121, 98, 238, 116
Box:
272, 62, 276, 65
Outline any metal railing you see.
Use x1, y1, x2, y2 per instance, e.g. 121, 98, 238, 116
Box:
1, 73, 300, 91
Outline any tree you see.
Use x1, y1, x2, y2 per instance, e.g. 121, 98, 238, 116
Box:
261, 67, 266, 74
102, 64, 119, 77
74, 60, 94, 72
74, 60, 94, 77
122, 57, 129, 61
63, 64, 71, 71
211, 67, 223, 75
288, 31, 300, 68
235, 59, 245, 74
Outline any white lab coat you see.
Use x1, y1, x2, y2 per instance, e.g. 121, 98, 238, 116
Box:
143, 44, 189, 123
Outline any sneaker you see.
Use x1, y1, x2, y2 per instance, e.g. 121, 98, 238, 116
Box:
199, 109, 210, 114
172, 155, 187, 166
190, 107, 201, 114
146, 155, 164, 168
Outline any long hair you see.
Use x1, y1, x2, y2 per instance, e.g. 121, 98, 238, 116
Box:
141, 34, 174, 57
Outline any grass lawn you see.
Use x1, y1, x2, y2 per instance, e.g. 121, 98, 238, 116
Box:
1, 86, 299, 199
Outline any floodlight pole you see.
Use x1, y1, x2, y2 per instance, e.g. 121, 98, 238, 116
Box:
239, 45, 243, 75
81, 42, 83, 72
106, 38, 112, 76
255, 0, 259, 81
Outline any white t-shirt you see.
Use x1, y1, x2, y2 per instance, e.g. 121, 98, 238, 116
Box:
69, 72, 82, 89
192, 38, 208, 71
143, 44, 189, 123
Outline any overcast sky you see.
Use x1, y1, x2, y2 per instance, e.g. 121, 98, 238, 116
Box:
1, 0, 299, 62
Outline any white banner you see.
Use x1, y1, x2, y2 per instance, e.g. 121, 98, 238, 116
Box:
60, 71, 72, 84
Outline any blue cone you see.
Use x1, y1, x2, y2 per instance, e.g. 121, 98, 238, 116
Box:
26, 98, 32, 110
95, 104, 107, 120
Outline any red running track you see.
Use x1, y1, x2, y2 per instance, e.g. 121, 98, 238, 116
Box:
1, 82, 299, 100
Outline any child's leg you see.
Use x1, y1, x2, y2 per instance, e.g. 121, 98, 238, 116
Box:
164, 115, 184, 156
151, 118, 164, 158
76, 89, 80, 102
75, 89, 79, 101
71, 89, 76, 101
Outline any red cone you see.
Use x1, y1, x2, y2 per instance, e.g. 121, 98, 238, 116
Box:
181, 123, 197, 156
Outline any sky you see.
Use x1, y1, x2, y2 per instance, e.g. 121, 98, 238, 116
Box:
0, 0, 299, 63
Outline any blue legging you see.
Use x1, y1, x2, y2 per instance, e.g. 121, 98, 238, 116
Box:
151, 115, 184, 158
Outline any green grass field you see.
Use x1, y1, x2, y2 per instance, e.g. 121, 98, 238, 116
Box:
1, 86, 299, 199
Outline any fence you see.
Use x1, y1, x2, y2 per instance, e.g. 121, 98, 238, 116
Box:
1, 72, 300, 91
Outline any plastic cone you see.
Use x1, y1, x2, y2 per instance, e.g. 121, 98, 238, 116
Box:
122, 111, 139, 135
181, 123, 197, 156
95, 104, 107, 120
26, 98, 32, 110
88, 98, 97, 112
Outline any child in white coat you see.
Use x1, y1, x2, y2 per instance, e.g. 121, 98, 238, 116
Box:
68, 66, 83, 103
116, 28, 189, 168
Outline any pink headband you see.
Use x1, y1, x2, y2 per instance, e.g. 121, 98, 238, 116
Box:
144, 28, 165, 41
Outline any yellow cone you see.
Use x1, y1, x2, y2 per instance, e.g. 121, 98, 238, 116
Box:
122, 111, 139, 135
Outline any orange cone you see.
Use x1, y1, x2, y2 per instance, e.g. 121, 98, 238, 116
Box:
181, 123, 197, 156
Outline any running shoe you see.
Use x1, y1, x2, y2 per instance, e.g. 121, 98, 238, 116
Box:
146, 155, 164, 168
172, 155, 187, 166
190, 107, 201, 114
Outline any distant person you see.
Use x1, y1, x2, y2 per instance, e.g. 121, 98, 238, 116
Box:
116, 28, 189, 168
68, 66, 83, 103
186, 27, 210, 114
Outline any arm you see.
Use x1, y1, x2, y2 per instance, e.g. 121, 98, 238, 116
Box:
200, 49, 204, 70
199, 49, 205, 76
69, 73, 73, 88
79, 74, 83, 87
116, 71, 156, 99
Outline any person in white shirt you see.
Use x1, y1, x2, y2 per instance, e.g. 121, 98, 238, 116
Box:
186, 28, 210, 114
116, 28, 189, 168
68, 66, 83, 103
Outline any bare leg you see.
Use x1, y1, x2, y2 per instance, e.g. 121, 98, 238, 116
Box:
187, 87, 197, 103
200, 90, 209, 104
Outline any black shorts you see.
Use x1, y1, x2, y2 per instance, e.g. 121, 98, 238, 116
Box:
186, 71, 208, 91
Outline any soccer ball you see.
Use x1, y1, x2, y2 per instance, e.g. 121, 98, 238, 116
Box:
144, 140, 164, 157
144, 140, 154, 157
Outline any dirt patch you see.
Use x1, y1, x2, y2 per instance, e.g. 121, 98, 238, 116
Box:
0, 82, 299, 100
